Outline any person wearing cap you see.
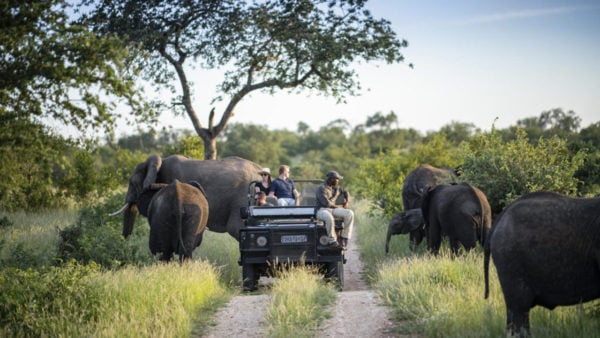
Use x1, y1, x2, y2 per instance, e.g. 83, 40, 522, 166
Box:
255, 168, 272, 204
269, 165, 300, 206
315, 171, 354, 249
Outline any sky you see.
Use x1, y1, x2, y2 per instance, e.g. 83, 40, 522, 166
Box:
113, 0, 600, 137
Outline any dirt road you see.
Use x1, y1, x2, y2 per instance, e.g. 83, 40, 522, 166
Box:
202, 235, 398, 337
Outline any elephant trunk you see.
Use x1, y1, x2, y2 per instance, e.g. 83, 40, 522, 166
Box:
123, 202, 138, 238
385, 225, 393, 254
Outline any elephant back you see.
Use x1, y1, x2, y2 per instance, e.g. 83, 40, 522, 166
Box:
155, 155, 262, 237
402, 164, 457, 210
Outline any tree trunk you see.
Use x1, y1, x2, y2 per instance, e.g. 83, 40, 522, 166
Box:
203, 136, 217, 160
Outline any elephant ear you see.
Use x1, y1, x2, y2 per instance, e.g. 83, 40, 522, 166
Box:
188, 180, 207, 197
398, 209, 424, 233
142, 155, 162, 190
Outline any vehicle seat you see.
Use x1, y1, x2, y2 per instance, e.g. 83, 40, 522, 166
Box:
300, 185, 319, 206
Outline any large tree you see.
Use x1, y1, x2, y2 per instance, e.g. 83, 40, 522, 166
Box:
81, 0, 409, 159
0, 0, 148, 134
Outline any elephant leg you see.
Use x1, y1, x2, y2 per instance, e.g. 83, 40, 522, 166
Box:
449, 237, 461, 256
428, 223, 441, 255
160, 252, 173, 262
501, 276, 534, 337
506, 308, 530, 338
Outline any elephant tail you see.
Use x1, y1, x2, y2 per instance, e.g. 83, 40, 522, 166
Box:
174, 180, 190, 259
483, 232, 491, 299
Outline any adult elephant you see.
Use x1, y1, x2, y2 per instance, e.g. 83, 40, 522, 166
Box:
386, 164, 457, 253
116, 154, 262, 240
484, 192, 600, 337
388, 183, 491, 255
143, 180, 209, 262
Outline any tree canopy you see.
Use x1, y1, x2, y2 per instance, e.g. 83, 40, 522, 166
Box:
81, 0, 409, 159
0, 0, 148, 134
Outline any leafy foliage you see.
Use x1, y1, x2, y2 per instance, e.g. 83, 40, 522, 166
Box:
0, 262, 102, 337
0, 116, 73, 210
354, 152, 415, 217
460, 128, 585, 214
0, 0, 149, 134
56, 193, 153, 268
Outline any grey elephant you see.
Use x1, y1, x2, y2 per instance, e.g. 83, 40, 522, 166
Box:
114, 154, 262, 240
141, 180, 209, 262
389, 183, 491, 255
484, 192, 600, 337
386, 164, 457, 253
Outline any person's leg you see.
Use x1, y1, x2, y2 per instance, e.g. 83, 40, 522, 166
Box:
277, 198, 295, 206
332, 208, 354, 240
316, 208, 337, 242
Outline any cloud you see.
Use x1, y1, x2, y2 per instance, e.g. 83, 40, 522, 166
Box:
455, 6, 590, 26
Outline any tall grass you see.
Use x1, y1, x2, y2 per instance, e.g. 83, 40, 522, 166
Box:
0, 260, 228, 337
265, 266, 337, 338
0, 210, 78, 268
194, 229, 241, 287
88, 261, 228, 337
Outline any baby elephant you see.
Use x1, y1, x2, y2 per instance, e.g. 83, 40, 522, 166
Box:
145, 179, 209, 262
387, 183, 491, 255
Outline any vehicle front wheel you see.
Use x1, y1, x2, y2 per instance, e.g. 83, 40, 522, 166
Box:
242, 264, 259, 291
324, 261, 344, 291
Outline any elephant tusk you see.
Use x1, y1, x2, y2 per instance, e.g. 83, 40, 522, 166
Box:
109, 203, 129, 217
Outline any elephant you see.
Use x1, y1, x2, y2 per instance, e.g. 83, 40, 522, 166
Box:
386, 164, 457, 253
115, 154, 262, 240
142, 180, 209, 262
484, 192, 600, 337
388, 183, 491, 255
385, 208, 423, 253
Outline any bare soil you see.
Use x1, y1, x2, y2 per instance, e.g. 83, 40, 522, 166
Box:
201, 235, 405, 338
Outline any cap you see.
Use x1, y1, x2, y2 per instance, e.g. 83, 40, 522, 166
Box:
326, 171, 343, 180
259, 168, 271, 175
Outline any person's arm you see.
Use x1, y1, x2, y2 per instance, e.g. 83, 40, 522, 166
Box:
316, 185, 337, 208
268, 180, 277, 197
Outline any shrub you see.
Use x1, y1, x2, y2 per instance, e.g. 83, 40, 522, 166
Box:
56, 193, 152, 268
460, 128, 585, 214
0, 261, 102, 337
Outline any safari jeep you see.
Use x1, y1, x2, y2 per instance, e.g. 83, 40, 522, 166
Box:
238, 179, 346, 291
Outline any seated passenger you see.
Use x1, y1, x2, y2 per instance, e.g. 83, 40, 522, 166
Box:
255, 168, 272, 197
269, 165, 300, 206
255, 191, 274, 206
315, 171, 354, 250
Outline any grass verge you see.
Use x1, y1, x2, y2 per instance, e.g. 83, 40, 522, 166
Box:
265, 266, 337, 338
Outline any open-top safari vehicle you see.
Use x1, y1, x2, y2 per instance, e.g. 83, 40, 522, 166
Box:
238, 179, 347, 291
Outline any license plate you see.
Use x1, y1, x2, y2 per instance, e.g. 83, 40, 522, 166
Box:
280, 235, 308, 244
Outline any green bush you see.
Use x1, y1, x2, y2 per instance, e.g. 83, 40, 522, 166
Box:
56, 193, 152, 268
0, 261, 102, 337
460, 128, 585, 214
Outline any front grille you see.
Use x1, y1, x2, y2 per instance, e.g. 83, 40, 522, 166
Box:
271, 229, 317, 260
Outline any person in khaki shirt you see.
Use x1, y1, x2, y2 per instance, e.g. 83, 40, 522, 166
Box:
315, 171, 354, 249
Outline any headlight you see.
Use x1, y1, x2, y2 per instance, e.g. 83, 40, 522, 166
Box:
319, 235, 330, 246
256, 236, 268, 247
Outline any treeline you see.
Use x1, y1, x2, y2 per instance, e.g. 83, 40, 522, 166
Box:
1, 108, 598, 213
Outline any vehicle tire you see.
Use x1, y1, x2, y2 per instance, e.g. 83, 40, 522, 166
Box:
325, 261, 344, 291
242, 264, 259, 291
